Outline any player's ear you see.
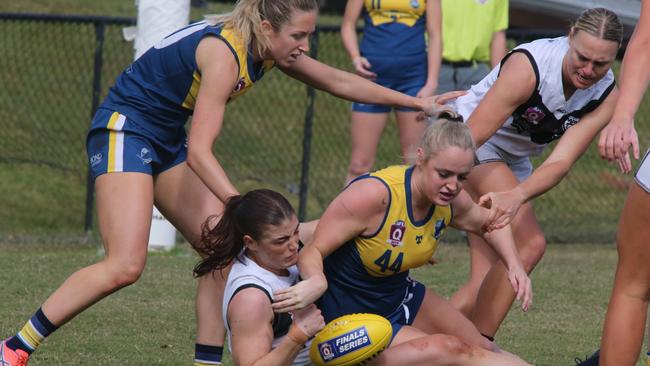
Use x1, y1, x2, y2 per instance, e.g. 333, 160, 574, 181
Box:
415, 147, 426, 166
243, 234, 258, 252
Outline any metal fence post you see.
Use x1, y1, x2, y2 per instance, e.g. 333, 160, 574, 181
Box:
298, 28, 320, 221
84, 21, 106, 233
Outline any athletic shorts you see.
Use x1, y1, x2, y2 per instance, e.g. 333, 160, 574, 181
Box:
352, 54, 427, 113
475, 139, 533, 183
437, 62, 491, 94
635, 149, 650, 193
86, 109, 187, 180
385, 277, 426, 341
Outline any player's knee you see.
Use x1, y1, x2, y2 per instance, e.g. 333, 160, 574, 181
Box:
104, 257, 146, 289
520, 233, 546, 271
409, 334, 474, 362
348, 159, 373, 177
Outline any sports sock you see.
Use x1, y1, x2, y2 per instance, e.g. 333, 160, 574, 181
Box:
194, 343, 223, 365
6, 308, 58, 354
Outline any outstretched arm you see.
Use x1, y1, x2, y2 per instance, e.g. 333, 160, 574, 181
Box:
280, 54, 465, 115
598, 0, 650, 165
451, 190, 532, 311
482, 88, 619, 230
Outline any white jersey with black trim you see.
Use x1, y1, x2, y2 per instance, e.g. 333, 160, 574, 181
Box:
455, 36, 615, 157
223, 254, 312, 366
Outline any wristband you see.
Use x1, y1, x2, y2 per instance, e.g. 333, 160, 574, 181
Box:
287, 324, 309, 345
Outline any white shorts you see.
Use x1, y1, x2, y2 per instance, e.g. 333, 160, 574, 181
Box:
475, 139, 533, 183
635, 149, 650, 193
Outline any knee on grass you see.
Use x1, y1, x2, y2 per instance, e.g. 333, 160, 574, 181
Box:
406, 334, 479, 364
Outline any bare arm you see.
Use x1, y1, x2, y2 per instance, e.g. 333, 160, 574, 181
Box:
279, 54, 464, 114
489, 30, 507, 68
418, 0, 442, 97
451, 190, 532, 311
186, 36, 240, 202
482, 88, 620, 230
229, 289, 321, 366
598, 0, 650, 163
466, 52, 536, 147
272, 179, 389, 312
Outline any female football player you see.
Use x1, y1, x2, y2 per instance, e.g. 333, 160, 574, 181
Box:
447, 7, 623, 341
272, 112, 533, 365
0, 1, 460, 365
193, 189, 324, 366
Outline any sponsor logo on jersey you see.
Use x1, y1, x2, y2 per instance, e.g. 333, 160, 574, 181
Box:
387, 220, 406, 247
561, 115, 580, 131
434, 219, 446, 240
318, 326, 371, 361
233, 77, 246, 93
90, 152, 103, 167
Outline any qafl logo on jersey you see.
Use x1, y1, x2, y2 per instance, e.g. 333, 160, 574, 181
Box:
232, 77, 247, 93
410, 0, 420, 9
387, 220, 406, 247
522, 106, 546, 125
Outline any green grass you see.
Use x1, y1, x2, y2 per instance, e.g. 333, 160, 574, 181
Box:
0, 241, 643, 365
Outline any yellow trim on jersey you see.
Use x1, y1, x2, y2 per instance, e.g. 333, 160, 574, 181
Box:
181, 28, 274, 108
355, 165, 452, 277
364, 0, 426, 27
182, 70, 201, 109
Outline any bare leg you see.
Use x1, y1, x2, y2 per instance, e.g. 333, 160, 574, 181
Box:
345, 111, 388, 185
395, 110, 427, 164
450, 162, 546, 337
411, 288, 493, 350
153, 162, 225, 347
371, 325, 532, 366
601, 183, 650, 366
42, 173, 153, 325
470, 201, 545, 337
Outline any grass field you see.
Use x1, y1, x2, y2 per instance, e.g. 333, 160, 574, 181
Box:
0, 241, 640, 365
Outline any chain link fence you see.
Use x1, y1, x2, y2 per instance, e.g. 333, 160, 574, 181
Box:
0, 14, 647, 243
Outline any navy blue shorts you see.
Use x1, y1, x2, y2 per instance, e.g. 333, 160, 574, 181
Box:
352, 54, 427, 113
86, 109, 187, 180
385, 277, 426, 340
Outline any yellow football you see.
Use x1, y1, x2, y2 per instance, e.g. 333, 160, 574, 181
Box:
309, 313, 392, 366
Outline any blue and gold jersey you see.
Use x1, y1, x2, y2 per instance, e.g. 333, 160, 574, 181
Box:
360, 0, 427, 57
318, 165, 452, 322
96, 21, 273, 144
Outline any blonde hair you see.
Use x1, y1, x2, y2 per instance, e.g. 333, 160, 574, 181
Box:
419, 110, 475, 159
208, 0, 319, 57
572, 7, 624, 45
